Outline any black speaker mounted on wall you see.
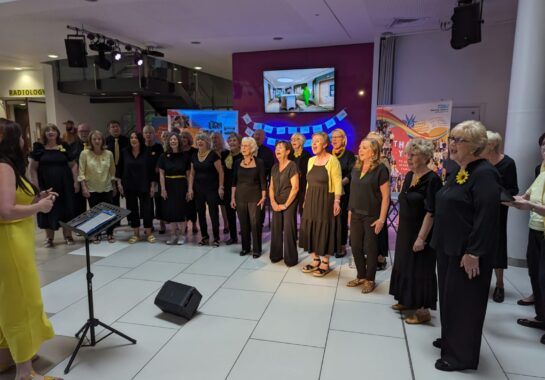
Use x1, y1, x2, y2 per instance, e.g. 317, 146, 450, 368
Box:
65, 35, 88, 68
154, 281, 202, 320
451, 1, 483, 50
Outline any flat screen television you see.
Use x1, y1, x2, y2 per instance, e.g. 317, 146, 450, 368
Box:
263, 68, 335, 113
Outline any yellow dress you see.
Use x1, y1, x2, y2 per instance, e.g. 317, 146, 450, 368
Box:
0, 178, 54, 363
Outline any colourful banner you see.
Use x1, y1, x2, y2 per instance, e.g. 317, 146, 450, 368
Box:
376, 101, 452, 192
167, 109, 238, 143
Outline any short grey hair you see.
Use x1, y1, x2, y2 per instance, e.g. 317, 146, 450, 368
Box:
291, 132, 306, 145
451, 120, 488, 156
211, 132, 225, 151
486, 130, 503, 154
142, 125, 155, 134
195, 132, 211, 149
405, 139, 434, 162
241, 136, 258, 157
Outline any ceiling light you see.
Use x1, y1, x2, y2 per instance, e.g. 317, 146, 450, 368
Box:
14, 67, 23, 70
100, 92, 106, 95
19, 103, 26, 106
173, 67, 178, 71
177, 81, 183, 84
134, 52, 143, 66
194, 66, 202, 70
112, 49, 122, 61
277, 77, 294, 83
48, 54, 58, 59
132, 92, 138, 95
358, 90, 365, 96
273, 37, 283, 40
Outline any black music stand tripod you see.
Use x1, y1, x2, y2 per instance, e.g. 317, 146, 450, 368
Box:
60, 202, 135, 374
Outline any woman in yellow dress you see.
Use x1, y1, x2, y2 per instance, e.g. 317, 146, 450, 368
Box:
0, 118, 62, 380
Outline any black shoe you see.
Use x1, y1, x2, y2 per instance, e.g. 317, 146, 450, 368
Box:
252, 251, 261, 258
377, 260, 387, 271
432, 338, 442, 349
240, 250, 248, 256
226, 238, 237, 245
270, 257, 282, 263
158, 229, 166, 235
541, 334, 545, 345
492, 287, 505, 303
435, 359, 469, 372
517, 298, 535, 306
517, 318, 545, 330
198, 238, 209, 246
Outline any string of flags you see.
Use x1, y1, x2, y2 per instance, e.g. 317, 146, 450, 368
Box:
242, 109, 349, 147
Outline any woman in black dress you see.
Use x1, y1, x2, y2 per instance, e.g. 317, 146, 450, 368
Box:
222, 133, 242, 245
299, 132, 342, 277
212, 132, 230, 234
181, 131, 199, 234
190, 133, 224, 247
389, 139, 442, 323
483, 131, 518, 303
28, 124, 77, 247
331, 128, 356, 258
269, 141, 299, 266
158, 133, 191, 245
289, 133, 310, 217
231, 137, 267, 258
431, 120, 500, 371
347, 138, 390, 292
117, 132, 156, 244
143, 125, 165, 234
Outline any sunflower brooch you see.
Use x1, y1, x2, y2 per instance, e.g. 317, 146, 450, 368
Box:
57, 145, 66, 153
455, 169, 469, 185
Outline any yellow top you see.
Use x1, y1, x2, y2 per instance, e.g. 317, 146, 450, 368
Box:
306, 154, 343, 196
78, 149, 116, 192
526, 172, 545, 232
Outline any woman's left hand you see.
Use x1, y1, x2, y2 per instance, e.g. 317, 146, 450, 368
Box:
412, 237, 425, 252
333, 201, 341, 216
218, 188, 224, 200
460, 254, 480, 279
371, 219, 385, 235
38, 188, 59, 200
257, 197, 266, 209
74, 181, 81, 193
504, 196, 532, 210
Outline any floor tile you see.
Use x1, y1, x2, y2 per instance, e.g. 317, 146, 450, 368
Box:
169, 272, 228, 304
227, 339, 322, 380
201, 288, 272, 320
68, 241, 129, 257
151, 245, 212, 264
46, 323, 176, 380
239, 249, 302, 272
252, 282, 335, 347
321, 330, 411, 380
504, 267, 533, 297
133, 315, 256, 380
507, 374, 545, 380
331, 300, 404, 338
93, 243, 167, 268
41, 265, 130, 313
48, 278, 161, 337
184, 249, 247, 277
222, 268, 285, 293
38, 254, 101, 273
335, 267, 393, 305
282, 256, 342, 287
121, 261, 189, 282
39, 270, 70, 286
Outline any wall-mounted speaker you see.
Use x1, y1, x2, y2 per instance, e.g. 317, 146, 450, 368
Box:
65, 37, 88, 68
451, 2, 483, 50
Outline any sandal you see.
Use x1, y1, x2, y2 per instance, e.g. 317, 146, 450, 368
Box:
107, 235, 116, 243
25, 371, 63, 380
302, 258, 321, 273
346, 278, 366, 287
312, 263, 332, 277
91, 236, 100, 244
198, 238, 209, 246
64, 236, 75, 245
0, 354, 39, 374
166, 235, 178, 245
361, 280, 375, 293
128, 235, 140, 244
405, 311, 431, 325
44, 238, 54, 248
212, 239, 220, 247
391, 303, 410, 311
146, 235, 157, 243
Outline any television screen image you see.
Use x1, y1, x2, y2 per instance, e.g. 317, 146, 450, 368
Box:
263, 68, 335, 113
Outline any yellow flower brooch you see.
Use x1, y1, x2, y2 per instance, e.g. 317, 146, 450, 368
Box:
455, 169, 469, 185
57, 145, 66, 153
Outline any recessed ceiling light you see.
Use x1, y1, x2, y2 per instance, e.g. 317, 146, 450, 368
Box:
191, 41, 201, 45
132, 92, 138, 95
273, 37, 283, 40
100, 92, 106, 95
358, 89, 365, 96
194, 66, 202, 70
19, 103, 26, 106
14, 67, 23, 70
277, 77, 294, 83
177, 81, 183, 84
48, 54, 59, 59
173, 67, 178, 71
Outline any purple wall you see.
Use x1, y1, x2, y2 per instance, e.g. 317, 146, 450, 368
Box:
232, 43, 374, 151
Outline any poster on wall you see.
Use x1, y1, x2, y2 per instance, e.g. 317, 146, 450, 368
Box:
375, 101, 452, 192
150, 116, 168, 142
167, 109, 238, 145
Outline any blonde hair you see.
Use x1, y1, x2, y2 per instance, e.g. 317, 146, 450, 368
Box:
355, 138, 381, 171
366, 131, 385, 149
87, 130, 106, 150
452, 120, 488, 156
405, 139, 434, 162
486, 130, 503, 154
195, 132, 212, 149
290, 132, 306, 145
142, 125, 155, 134
331, 128, 347, 147
241, 136, 258, 156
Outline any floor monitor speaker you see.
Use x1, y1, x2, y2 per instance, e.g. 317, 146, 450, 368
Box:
154, 280, 202, 320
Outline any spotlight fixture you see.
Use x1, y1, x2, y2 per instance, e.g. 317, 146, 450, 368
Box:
134, 52, 143, 66
48, 54, 58, 59
125, 44, 133, 51
112, 45, 122, 60
95, 50, 111, 70
194, 66, 202, 70
177, 81, 183, 84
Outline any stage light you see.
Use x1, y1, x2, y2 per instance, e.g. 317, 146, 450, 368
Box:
125, 44, 132, 51
112, 46, 122, 61
95, 51, 111, 70
134, 52, 143, 66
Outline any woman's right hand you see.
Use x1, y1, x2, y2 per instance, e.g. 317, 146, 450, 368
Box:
186, 189, 193, 201
82, 188, 91, 198
230, 199, 236, 209
37, 194, 55, 213
413, 237, 425, 252
161, 188, 168, 200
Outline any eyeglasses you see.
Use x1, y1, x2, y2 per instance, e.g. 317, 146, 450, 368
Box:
448, 136, 469, 144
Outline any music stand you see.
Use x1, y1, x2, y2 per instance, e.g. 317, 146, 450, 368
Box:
60, 202, 135, 374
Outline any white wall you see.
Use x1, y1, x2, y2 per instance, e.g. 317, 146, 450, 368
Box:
393, 21, 516, 136
0, 69, 44, 98
27, 101, 46, 142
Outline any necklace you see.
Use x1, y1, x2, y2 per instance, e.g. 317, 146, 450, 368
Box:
197, 150, 210, 161
294, 149, 302, 158
333, 148, 345, 159
242, 157, 253, 166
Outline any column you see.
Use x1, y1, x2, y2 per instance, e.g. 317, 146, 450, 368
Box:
134, 94, 144, 132
504, 0, 545, 263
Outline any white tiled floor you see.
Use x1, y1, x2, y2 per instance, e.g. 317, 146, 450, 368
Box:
28, 232, 545, 380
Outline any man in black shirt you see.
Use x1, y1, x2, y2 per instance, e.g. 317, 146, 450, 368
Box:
105, 120, 129, 217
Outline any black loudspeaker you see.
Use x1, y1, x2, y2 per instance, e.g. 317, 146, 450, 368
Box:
154, 281, 202, 320
451, 2, 482, 50
65, 37, 88, 68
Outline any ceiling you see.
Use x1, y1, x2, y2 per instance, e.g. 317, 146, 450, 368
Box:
0, 0, 517, 79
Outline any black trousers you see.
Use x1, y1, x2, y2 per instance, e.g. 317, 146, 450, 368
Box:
126, 191, 153, 229
527, 228, 545, 321
437, 250, 493, 369
339, 193, 349, 247
350, 213, 380, 281
225, 188, 238, 241
153, 193, 163, 220
88, 191, 115, 236
195, 189, 220, 241
270, 201, 298, 266
74, 190, 87, 217
237, 200, 262, 253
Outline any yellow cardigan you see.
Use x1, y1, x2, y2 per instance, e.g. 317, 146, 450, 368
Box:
306, 154, 343, 196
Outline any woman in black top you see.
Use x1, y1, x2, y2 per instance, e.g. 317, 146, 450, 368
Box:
212, 132, 230, 234
331, 128, 356, 257
190, 133, 225, 247
117, 132, 156, 244
389, 139, 442, 324
222, 133, 242, 245
431, 121, 500, 371
289, 133, 310, 217
28, 124, 77, 247
269, 141, 299, 266
158, 133, 192, 245
143, 125, 165, 234
181, 131, 199, 234
231, 137, 267, 258
347, 138, 390, 293
483, 131, 519, 303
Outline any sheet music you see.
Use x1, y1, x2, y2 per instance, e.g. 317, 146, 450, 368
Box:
76, 210, 116, 234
